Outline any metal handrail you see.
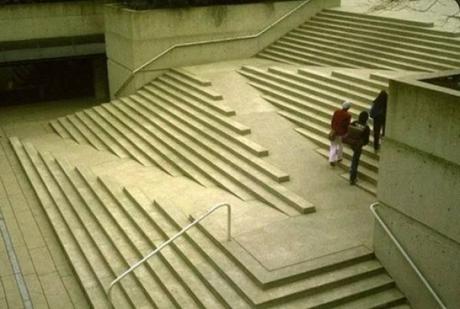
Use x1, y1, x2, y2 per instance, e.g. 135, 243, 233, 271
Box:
106, 202, 232, 306
370, 202, 447, 309
113, 0, 311, 96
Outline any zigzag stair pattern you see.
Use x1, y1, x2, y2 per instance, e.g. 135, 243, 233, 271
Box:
258, 9, 460, 70
48, 68, 314, 216
10, 137, 410, 308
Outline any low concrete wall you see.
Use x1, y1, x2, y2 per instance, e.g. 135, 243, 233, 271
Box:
375, 69, 460, 308
0, 1, 106, 62
0, 1, 104, 41
105, 0, 340, 97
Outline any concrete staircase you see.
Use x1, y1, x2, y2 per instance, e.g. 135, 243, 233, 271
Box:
10, 137, 410, 308
239, 65, 384, 193
49, 68, 314, 216
258, 9, 460, 71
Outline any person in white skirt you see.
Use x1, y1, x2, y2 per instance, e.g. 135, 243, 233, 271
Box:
328, 101, 352, 166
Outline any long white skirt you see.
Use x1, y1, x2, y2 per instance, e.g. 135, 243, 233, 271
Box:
329, 136, 343, 163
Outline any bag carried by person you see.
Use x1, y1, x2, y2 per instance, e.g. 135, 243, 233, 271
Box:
343, 123, 366, 148
328, 129, 336, 141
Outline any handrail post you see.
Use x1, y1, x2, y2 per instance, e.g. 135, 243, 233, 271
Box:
106, 202, 231, 307
370, 202, 447, 309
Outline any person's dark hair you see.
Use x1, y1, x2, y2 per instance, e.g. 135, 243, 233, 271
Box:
358, 111, 369, 124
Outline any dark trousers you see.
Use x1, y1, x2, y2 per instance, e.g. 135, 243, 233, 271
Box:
373, 117, 385, 150
350, 146, 362, 183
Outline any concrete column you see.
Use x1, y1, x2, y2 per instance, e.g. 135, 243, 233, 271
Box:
93, 57, 109, 102
374, 69, 460, 308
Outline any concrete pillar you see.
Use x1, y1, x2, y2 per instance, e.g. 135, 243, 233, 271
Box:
93, 57, 109, 102
374, 69, 460, 308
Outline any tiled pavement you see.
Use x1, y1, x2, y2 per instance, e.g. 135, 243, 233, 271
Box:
0, 100, 97, 308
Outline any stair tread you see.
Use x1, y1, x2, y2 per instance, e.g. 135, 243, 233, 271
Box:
331, 71, 388, 90
153, 80, 250, 135
113, 100, 312, 215
291, 28, 460, 67
281, 273, 394, 308
333, 286, 406, 308
164, 71, 223, 100
279, 35, 452, 71
160, 202, 385, 307
140, 86, 268, 157
122, 96, 289, 183
170, 68, 212, 86
49, 120, 71, 139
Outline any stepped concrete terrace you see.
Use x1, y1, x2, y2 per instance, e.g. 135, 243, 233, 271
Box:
3, 6, 458, 309
0, 57, 412, 308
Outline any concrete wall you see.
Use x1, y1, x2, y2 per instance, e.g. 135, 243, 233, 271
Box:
375, 70, 460, 308
105, 0, 340, 97
0, 1, 106, 63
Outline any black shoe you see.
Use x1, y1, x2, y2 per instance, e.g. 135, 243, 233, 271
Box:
350, 179, 356, 185
330, 162, 336, 167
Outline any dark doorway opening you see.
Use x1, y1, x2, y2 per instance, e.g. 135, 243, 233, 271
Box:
0, 56, 105, 106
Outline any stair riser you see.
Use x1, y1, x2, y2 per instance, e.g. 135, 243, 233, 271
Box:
123, 100, 286, 184
256, 268, 386, 308
274, 40, 436, 72
311, 16, 460, 46
163, 72, 223, 101
268, 100, 330, 129
147, 83, 247, 135
268, 67, 374, 103
257, 52, 323, 66
269, 44, 386, 70
303, 22, 460, 54
290, 30, 460, 68
156, 77, 231, 117
322, 9, 434, 27
250, 68, 371, 110
297, 70, 380, 97
261, 48, 359, 68
331, 72, 388, 91
131, 95, 275, 180
171, 68, 212, 86
319, 12, 458, 37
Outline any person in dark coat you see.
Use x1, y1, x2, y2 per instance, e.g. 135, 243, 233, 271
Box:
349, 111, 371, 185
369, 90, 388, 151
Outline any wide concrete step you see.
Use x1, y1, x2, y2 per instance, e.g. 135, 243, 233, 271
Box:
98, 178, 200, 309
323, 8, 434, 27
49, 119, 71, 139
10, 138, 114, 309
158, 201, 392, 308
276, 37, 441, 72
240, 66, 370, 111
153, 80, 250, 135
280, 273, 396, 308
10, 139, 140, 308
268, 43, 386, 70
65, 113, 109, 152
331, 71, 388, 91
299, 22, 460, 61
163, 70, 223, 100
56, 117, 88, 146
304, 20, 460, 54
170, 67, 212, 86
196, 220, 376, 289
257, 50, 326, 67
311, 15, 460, 46
258, 47, 359, 68
332, 288, 407, 308
101, 102, 217, 188
127, 194, 249, 308
154, 76, 235, 117
268, 66, 376, 104
122, 95, 288, 183
291, 28, 460, 68
298, 69, 381, 97
139, 86, 268, 157
110, 99, 314, 216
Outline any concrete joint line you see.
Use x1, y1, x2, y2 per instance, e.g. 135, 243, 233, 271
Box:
0, 213, 34, 309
